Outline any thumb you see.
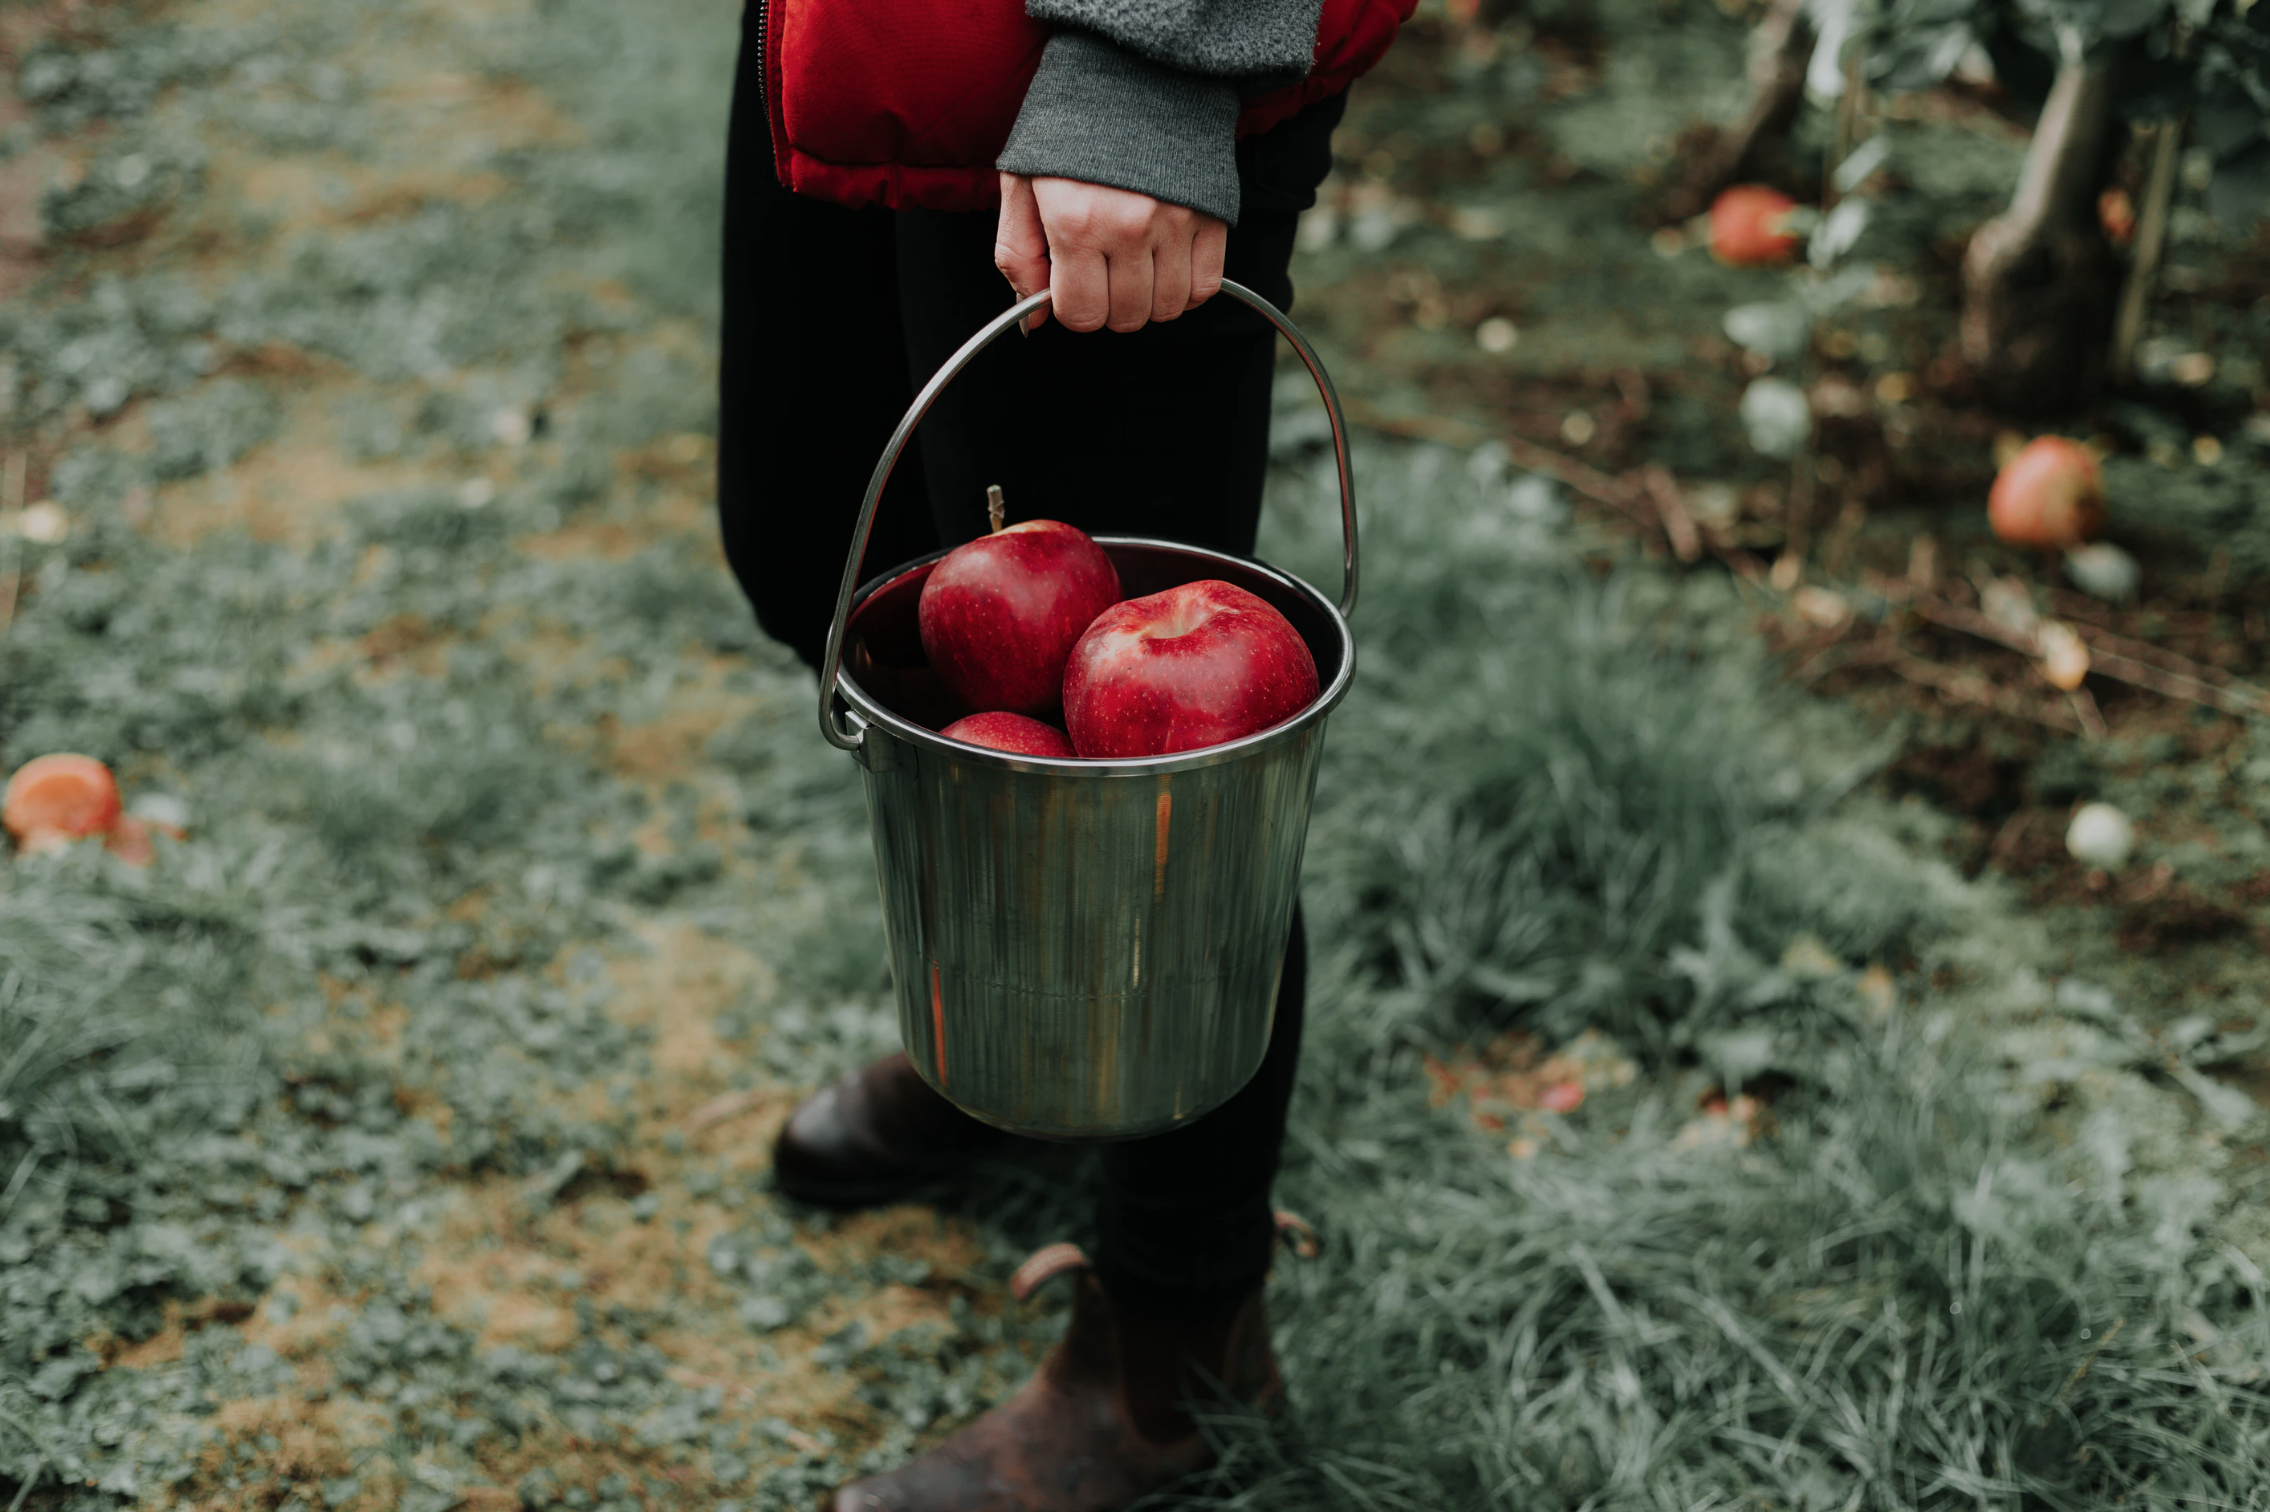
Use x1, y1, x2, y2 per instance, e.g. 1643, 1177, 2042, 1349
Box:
994, 173, 1051, 330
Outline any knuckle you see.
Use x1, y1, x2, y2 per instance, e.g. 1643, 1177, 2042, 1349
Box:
1057, 205, 1103, 243
1102, 205, 1152, 241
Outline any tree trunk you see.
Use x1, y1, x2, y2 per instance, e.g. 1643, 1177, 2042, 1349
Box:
1958, 53, 2121, 414
1656, 0, 1815, 224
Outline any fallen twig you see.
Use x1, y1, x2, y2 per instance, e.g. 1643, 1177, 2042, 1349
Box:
1497, 433, 1639, 516
1351, 401, 2263, 728
1786, 635, 1876, 688
1905, 593, 2036, 654
1884, 649, 2082, 733
1344, 401, 1705, 558
2067, 617, 2266, 692
1640, 465, 1702, 563
1904, 593, 2270, 717
2080, 641, 2270, 717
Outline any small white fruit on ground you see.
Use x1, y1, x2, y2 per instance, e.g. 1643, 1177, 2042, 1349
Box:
2064, 542, 2140, 601
2066, 802, 2135, 869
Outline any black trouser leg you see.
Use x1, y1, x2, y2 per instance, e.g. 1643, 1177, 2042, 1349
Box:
714, 4, 936, 674
716, 30, 1341, 1319
1093, 911, 1306, 1320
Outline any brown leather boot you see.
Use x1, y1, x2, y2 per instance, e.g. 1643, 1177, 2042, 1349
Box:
829, 1244, 1281, 1512
772, 1052, 1010, 1208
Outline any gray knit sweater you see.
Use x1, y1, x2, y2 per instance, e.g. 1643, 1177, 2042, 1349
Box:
994, 0, 1326, 226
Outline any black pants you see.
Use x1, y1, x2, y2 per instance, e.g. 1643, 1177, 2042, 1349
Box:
716, 10, 1341, 1321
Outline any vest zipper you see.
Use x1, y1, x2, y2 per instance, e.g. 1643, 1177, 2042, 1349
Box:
752, 0, 768, 115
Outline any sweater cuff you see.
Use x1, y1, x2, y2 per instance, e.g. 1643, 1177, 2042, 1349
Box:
996, 31, 1243, 226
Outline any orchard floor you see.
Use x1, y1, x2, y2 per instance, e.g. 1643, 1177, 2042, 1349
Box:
3, 2, 2269, 1510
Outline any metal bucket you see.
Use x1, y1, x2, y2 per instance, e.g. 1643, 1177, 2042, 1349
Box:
816, 282, 1357, 1141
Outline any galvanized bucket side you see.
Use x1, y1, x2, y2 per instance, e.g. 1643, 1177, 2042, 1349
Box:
866, 712, 1328, 1140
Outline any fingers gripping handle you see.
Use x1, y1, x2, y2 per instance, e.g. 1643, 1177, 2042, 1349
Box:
817, 281, 1358, 752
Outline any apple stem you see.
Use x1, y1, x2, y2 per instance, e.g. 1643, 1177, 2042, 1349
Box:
986, 485, 1005, 535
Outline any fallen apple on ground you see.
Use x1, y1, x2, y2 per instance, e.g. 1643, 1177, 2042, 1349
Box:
4, 753, 123, 853
1063, 580, 1319, 758
2097, 187, 2136, 246
1708, 185, 1801, 267
917, 519, 1120, 717
938, 711, 1077, 757
1989, 436, 2104, 548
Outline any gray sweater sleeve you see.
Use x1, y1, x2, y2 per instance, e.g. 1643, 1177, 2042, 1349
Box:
995, 0, 1326, 226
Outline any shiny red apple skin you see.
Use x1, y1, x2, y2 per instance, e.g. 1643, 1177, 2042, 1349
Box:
938, 711, 1077, 758
1063, 580, 1320, 759
917, 520, 1121, 717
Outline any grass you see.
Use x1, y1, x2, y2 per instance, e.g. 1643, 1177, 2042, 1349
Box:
1201, 1013, 2270, 1509
2, 0, 2267, 1508
1152, 440, 2270, 1509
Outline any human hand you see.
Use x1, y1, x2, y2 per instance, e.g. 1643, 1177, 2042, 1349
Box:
995, 173, 1228, 334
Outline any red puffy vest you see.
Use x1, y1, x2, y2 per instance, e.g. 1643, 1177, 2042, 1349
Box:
763, 0, 1414, 212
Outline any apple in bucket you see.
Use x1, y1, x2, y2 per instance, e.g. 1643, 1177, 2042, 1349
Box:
1064, 580, 1319, 758
939, 711, 1077, 757
918, 517, 1120, 716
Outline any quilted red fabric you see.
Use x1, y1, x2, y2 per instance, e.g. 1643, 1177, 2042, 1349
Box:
765, 0, 1414, 212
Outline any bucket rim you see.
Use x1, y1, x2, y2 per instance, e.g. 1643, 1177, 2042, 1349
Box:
836, 534, 1355, 778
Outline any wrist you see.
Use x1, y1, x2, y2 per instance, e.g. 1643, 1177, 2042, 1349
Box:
996, 32, 1242, 227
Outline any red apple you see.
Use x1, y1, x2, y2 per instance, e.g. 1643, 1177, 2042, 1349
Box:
1709, 185, 1801, 267
917, 520, 1120, 716
1062, 580, 1319, 758
1989, 437, 2104, 548
4, 753, 121, 852
938, 711, 1077, 758
2098, 187, 2136, 246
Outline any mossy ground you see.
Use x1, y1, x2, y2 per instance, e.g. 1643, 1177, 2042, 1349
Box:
3, 1, 2268, 1509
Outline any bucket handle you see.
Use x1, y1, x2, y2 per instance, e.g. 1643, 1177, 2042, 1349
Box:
818, 280, 1358, 752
